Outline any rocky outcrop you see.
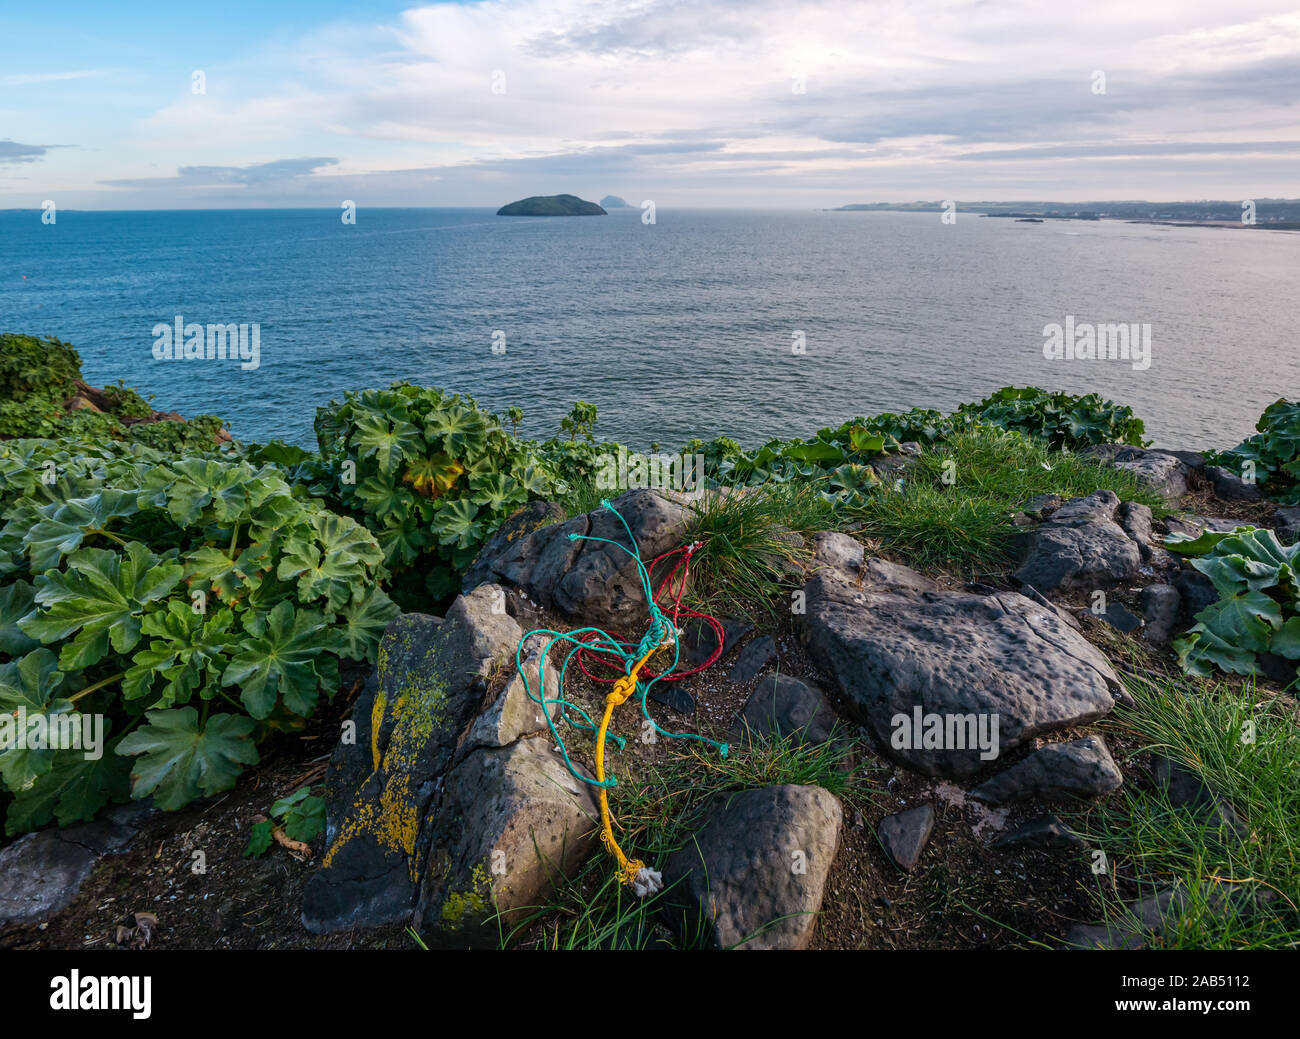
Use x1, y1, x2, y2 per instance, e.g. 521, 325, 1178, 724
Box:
798, 551, 1121, 781
663, 784, 842, 950
303, 585, 596, 940
462, 489, 692, 628
1013, 490, 1154, 594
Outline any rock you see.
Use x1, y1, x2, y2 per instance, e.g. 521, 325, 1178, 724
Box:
1275, 506, 1300, 545
680, 615, 752, 667
649, 681, 695, 715
970, 736, 1123, 804
461, 501, 566, 594
737, 674, 839, 745
1206, 465, 1262, 501
1151, 755, 1246, 840
0, 803, 147, 927
1139, 584, 1181, 645
303, 587, 522, 934
799, 561, 1120, 780
1062, 882, 1279, 949
728, 635, 776, 684
1022, 494, 1062, 519
662, 785, 842, 950
1100, 601, 1143, 634
1013, 491, 1144, 593
459, 646, 559, 755
811, 531, 864, 574
414, 737, 598, 947
992, 814, 1082, 851
877, 805, 934, 872
463, 489, 692, 628
1173, 568, 1218, 620
1082, 445, 1190, 502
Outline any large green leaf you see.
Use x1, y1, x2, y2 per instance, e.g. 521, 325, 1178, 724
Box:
20, 542, 184, 670
22, 489, 139, 573
350, 409, 422, 476
0, 580, 40, 656
275, 513, 383, 611
4, 732, 130, 835
138, 457, 257, 527
117, 707, 259, 811
0, 648, 74, 792
221, 599, 328, 718
332, 587, 400, 661
122, 601, 238, 708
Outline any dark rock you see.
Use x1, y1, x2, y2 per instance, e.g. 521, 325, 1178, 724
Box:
649, 683, 695, 715
799, 561, 1120, 780
1139, 584, 1181, 645
810, 531, 864, 574
662, 784, 842, 950
729, 635, 777, 684
461, 501, 566, 594
463, 489, 692, 628
303, 587, 522, 934
877, 805, 934, 872
1151, 754, 1246, 840
1101, 601, 1143, 634
1206, 465, 1262, 501
680, 615, 752, 667
1275, 506, 1300, 545
737, 674, 839, 745
1022, 493, 1062, 519
0, 803, 147, 927
992, 814, 1082, 851
970, 736, 1123, 804
1173, 568, 1218, 620
1137, 581, 1178, 632
1013, 491, 1144, 593
1082, 445, 1190, 502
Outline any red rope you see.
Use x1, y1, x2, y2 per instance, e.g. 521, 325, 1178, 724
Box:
575, 542, 725, 683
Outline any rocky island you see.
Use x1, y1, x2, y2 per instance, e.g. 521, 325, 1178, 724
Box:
496, 194, 607, 216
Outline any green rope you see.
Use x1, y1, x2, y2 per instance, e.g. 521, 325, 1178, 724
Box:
515, 499, 729, 790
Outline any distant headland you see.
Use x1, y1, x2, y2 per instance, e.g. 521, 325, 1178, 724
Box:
600, 195, 631, 209
496, 194, 607, 216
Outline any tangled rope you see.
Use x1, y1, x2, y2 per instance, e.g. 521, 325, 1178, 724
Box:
515, 499, 729, 896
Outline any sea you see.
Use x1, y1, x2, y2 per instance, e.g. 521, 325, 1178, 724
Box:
1, 207, 1297, 452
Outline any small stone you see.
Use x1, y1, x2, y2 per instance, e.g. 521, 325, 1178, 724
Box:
1139, 584, 1180, 645
970, 736, 1123, 804
992, 814, 1083, 851
1101, 601, 1143, 634
1206, 465, 1262, 502
728, 635, 776, 684
876, 805, 935, 872
737, 673, 839, 745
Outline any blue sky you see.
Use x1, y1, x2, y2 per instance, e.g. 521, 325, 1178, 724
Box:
3, 0, 1299, 208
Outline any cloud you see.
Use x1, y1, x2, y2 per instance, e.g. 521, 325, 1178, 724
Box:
2, 68, 109, 85
101, 157, 340, 190
0, 140, 64, 165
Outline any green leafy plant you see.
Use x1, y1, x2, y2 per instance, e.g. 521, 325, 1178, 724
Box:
312, 383, 557, 606
0, 434, 396, 833
0, 333, 86, 439
1166, 526, 1300, 680
244, 785, 326, 856
1205, 399, 1300, 505
955, 386, 1147, 449
559, 400, 598, 442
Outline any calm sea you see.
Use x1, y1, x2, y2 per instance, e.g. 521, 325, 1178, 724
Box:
1, 208, 1297, 451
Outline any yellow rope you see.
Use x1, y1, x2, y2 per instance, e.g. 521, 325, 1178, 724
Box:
594, 638, 669, 887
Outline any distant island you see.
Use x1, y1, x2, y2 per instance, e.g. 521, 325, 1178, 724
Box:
828, 198, 1300, 229
600, 195, 631, 209
496, 194, 607, 216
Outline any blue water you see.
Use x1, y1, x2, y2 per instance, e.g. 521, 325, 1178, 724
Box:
2, 208, 1297, 451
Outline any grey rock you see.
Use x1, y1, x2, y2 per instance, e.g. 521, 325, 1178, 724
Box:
799, 562, 1120, 780
1206, 465, 1262, 501
811, 530, 864, 574
729, 635, 776, 684
1022, 494, 1062, 519
1139, 584, 1181, 645
649, 683, 696, 715
663, 784, 842, 950
992, 814, 1083, 851
414, 737, 598, 947
1083, 445, 1190, 502
0, 803, 147, 927
1174, 569, 1218, 620
680, 615, 752, 667
971, 736, 1123, 804
1062, 882, 1279, 949
303, 587, 522, 934
1013, 490, 1144, 593
877, 805, 934, 872
459, 646, 559, 755
738, 674, 839, 745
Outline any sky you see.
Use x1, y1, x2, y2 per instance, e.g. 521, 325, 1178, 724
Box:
2, 0, 1299, 209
